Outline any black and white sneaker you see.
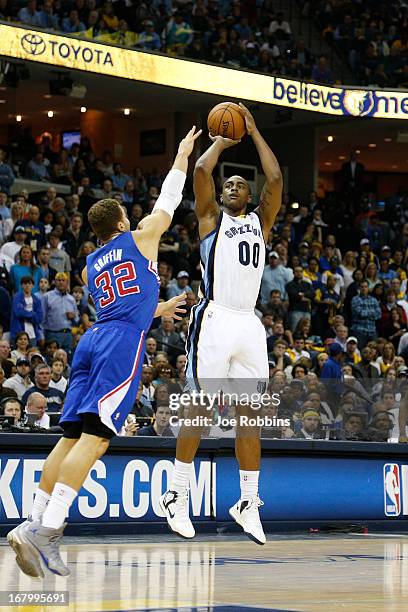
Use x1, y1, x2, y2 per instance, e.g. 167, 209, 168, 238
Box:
229, 496, 266, 545
159, 489, 195, 539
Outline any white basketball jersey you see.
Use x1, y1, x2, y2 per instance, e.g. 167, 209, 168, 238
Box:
199, 210, 265, 310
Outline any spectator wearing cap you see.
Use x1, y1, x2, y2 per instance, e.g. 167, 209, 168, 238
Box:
135, 19, 161, 51
0, 225, 27, 262
351, 279, 381, 348
3, 356, 33, 398
344, 336, 361, 365
10, 276, 43, 346
261, 251, 293, 305
42, 272, 78, 357
359, 239, 378, 265
166, 270, 192, 299
48, 232, 71, 276
22, 364, 64, 412
298, 241, 311, 268
286, 266, 314, 331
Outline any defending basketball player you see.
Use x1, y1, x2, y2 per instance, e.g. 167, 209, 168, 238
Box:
161, 104, 283, 544
7, 126, 201, 578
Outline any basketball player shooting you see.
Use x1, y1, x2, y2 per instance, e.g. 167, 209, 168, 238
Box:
161, 103, 283, 544
7, 126, 201, 578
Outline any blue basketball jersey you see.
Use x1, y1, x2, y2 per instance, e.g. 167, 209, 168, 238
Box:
86, 231, 160, 332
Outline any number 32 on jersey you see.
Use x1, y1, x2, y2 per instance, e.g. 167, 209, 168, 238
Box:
95, 261, 140, 308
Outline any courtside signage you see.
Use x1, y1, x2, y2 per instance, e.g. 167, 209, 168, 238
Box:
0, 24, 407, 119
0, 455, 212, 522
3, 454, 408, 524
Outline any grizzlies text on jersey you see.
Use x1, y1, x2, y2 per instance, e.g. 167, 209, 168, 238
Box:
199, 210, 265, 310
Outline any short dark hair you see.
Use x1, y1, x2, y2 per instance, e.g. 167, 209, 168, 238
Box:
20, 276, 34, 285
88, 198, 123, 242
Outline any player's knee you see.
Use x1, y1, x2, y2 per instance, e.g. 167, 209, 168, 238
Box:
94, 437, 110, 457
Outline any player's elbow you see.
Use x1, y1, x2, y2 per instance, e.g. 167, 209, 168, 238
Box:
194, 161, 211, 178
267, 169, 283, 187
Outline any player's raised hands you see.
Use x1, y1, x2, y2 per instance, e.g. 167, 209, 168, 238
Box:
239, 103, 257, 136
178, 126, 202, 157
209, 134, 240, 149
156, 293, 187, 320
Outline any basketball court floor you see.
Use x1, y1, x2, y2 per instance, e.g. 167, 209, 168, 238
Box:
1, 533, 408, 611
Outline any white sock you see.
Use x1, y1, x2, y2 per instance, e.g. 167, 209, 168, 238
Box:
240, 470, 259, 500
31, 488, 50, 522
42, 482, 78, 530
171, 459, 192, 493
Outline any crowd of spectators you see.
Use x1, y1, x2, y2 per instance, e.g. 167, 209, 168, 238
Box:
2, 0, 334, 83
0, 129, 408, 443
301, 0, 408, 88
0, 1, 406, 90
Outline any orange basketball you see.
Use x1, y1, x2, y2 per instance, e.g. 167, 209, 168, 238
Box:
207, 102, 246, 141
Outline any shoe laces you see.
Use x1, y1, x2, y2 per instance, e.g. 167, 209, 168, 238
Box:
174, 489, 190, 517
242, 496, 264, 514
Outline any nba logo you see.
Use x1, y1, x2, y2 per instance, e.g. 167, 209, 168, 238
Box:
384, 463, 401, 517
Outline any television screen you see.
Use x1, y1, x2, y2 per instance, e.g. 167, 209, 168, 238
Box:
62, 131, 81, 150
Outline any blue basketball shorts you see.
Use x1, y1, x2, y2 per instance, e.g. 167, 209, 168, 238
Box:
60, 321, 145, 435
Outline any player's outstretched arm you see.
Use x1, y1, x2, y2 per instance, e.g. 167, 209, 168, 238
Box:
194, 134, 238, 238
154, 293, 187, 320
133, 126, 201, 260
239, 103, 283, 240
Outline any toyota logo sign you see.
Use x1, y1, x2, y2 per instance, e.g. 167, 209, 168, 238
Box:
21, 33, 46, 56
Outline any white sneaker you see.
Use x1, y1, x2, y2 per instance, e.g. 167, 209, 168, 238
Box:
229, 496, 266, 545
159, 489, 195, 539
7, 516, 44, 578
